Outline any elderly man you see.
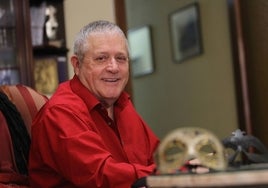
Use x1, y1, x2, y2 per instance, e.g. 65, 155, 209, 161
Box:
29, 20, 159, 188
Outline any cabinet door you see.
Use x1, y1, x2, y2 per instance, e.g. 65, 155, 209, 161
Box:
0, 0, 33, 86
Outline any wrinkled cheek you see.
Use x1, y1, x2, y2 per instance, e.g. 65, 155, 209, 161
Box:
123, 72, 130, 85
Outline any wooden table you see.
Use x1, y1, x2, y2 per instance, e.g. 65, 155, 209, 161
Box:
146, 164, 268, 188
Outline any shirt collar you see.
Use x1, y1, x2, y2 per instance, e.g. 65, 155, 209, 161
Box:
70, 75, 130, 111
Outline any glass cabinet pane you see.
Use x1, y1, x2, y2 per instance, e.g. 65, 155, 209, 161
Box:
0, 0, 33, 86
0, 0, 19, 84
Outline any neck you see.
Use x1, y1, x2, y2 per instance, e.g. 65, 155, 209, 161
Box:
100, 100, 114, 120
106, 106, 114, 120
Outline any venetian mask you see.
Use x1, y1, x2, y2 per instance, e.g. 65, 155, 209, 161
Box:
45, 5, 58, 40
155, 127, 227, 174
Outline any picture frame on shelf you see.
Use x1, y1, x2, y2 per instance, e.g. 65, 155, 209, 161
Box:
169, 3, 203, 63
127, 25, 154, 77
34, 57, 59, 95
33, 55, 68, 96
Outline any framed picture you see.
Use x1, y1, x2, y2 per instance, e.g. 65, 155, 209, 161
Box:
34, 57, 59, 95
127, 25, 154, 77
33, 55, 68, 96
169, 3, 202, 63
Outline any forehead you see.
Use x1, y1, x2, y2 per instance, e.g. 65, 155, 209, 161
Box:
87, 32, 128, 52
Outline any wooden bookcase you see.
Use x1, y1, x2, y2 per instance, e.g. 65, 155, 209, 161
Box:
0, 0, 68, 96
30, 0, 68, 96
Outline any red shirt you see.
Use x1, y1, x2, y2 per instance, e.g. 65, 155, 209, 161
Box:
29, 75, 159, 188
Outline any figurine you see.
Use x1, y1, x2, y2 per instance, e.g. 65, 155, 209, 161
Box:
222, 129, 268, 165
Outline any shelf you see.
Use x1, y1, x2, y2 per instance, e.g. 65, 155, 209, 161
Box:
33, 45, 68, 56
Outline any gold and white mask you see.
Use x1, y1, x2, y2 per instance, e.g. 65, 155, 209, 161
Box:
155, 127, 227, 174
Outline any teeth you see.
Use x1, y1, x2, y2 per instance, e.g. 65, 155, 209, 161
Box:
104, 78, 118, 82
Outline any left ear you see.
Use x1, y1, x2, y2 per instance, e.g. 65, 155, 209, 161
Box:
71, 55, 80, 75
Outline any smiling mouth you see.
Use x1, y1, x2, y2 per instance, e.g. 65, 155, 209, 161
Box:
103, 78, 120, 82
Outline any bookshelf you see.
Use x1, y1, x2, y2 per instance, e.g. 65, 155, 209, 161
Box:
0, 0, 68, 96
30, 0, 68, 96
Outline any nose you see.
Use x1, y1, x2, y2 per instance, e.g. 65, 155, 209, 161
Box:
106, 58, 119, 72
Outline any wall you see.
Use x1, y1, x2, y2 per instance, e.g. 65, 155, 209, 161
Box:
63, 0, 239, 140
126, 0, 239, 139
64, 0, 116, 77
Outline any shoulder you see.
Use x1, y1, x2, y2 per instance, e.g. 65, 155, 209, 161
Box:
36, 82, 89, 123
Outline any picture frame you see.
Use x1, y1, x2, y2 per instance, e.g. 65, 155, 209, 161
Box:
169, 3, 203, 63
127, 25, 154, 77
34, 57, 59, 95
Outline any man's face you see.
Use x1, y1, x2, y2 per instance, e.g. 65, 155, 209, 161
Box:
73, 32, 129, 106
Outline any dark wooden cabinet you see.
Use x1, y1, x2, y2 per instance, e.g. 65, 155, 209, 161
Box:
0, 0, 68, 95
0, 0, 34, 87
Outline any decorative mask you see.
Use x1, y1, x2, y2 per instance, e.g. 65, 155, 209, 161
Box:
222, 129, 268, 165
155, 127, 227, 174
45, 5, 58, 40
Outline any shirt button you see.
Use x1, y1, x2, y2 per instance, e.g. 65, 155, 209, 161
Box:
108, 122, 112, 125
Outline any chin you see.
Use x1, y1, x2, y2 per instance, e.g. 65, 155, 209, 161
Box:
107, 95, 120, 100
105, 89, 122, 97
102, 92, 118, 99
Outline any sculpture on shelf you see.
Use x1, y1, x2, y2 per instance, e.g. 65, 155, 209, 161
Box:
222, 129, 268, 166
45, 5, 58, 41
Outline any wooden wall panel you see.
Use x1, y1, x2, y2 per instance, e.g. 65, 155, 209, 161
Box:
240, 0, 268, 146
